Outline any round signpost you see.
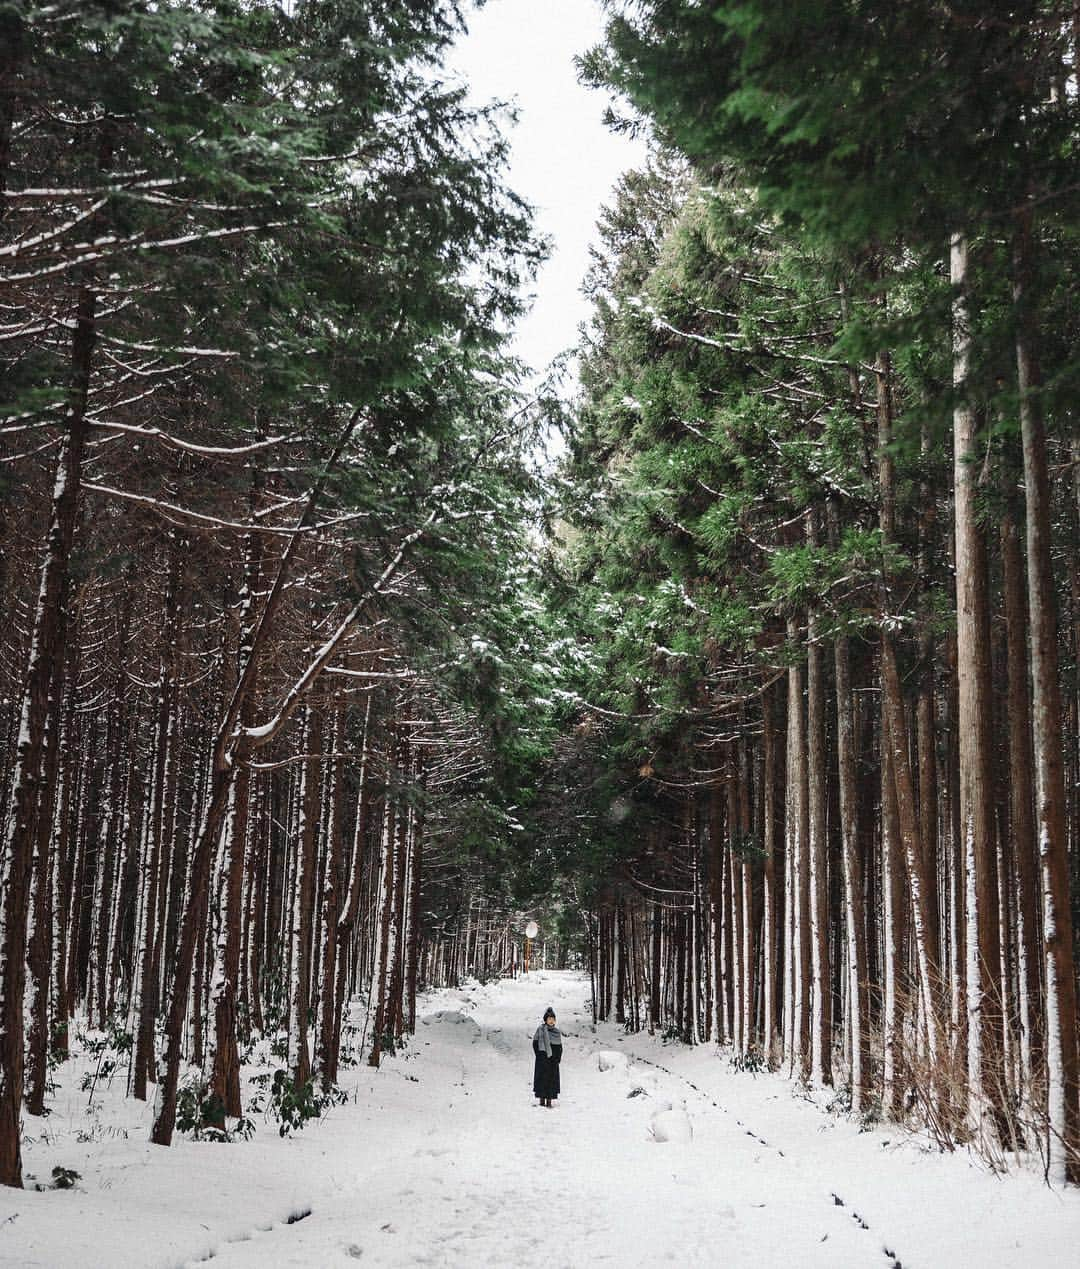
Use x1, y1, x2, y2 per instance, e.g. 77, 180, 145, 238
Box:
524, 920, 539, 973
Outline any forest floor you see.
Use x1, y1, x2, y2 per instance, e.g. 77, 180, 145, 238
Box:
3, 970, 1079, 1267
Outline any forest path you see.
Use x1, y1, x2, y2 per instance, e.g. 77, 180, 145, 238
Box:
9, 971, 1078, 1268
200, 971, 899, 1268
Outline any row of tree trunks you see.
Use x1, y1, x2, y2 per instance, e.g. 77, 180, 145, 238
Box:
586, 523, 1078, 1170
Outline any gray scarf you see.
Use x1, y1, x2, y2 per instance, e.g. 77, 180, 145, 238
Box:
534, 1021, 562, 1057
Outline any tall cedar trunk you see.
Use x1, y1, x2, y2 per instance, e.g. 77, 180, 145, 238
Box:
1013, 208, 1079, 1182
720, 793, 734, 1041
650, 897, 661, 1034
368, 786, 397, 1066
786, 619, 811, 1078
0, 281, 96, 1188
316, 699, 348, 1088
881, 642, 944, 1068
51, 667, 78, 1061
95, 590, 134, 1029
331, 696, 373, 1081
951, 234, 1004, 1126
728, 762, 743, 1053
133, 604, 174, 1101
881, 719, 905, 1119
24, 661, 64, 1115
835, 631, 869, 1112
150, 759, 236, 1146
738, 736, 755, 1055
916, 424, 941, 962
292, 708, 323, 1091
877, 331, 946, 1092
387, 734, 411, 1041
807, 586, 833, 1085
403, 756, 424, 1034
245, 777, 269, 1037
1000, 486, 1044, 1097
211, 517, 262, 1118
762, 684, 780, 1065
65, 714, 94, 1023
706, 791, 722, 1042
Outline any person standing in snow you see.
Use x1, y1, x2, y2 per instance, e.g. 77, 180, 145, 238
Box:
532, 1007, 562, 1108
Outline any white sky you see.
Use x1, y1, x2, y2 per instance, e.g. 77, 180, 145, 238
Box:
447, 0, 649, 382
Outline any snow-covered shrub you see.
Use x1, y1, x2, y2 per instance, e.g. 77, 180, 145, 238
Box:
176, 1074, 254, 1143
77, 1018, 133, 1101
338, 1022, 363, 1068
597, 1050, 628, 1073
249, 1069, 347, 1138
26, 1165, 81, 1192
729, 1045, 766, 1076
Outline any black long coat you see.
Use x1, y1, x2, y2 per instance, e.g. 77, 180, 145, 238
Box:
532, 1039, 562, 1099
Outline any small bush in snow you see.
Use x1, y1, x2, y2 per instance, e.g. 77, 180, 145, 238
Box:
858, 1095, 882, 1133
28, 1165, 81, 1192
77, 1018, 133, 1102
826, 1083, 853, 1116
250, 1069, 347, 1138
177, 1074, 254, 1143
338, 1022, 363, 1068
729, 1046, 766, 1076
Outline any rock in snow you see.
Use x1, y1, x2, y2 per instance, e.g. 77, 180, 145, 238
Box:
597, 1049, 629, 1073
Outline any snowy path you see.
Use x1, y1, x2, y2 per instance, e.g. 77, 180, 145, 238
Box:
6, 971, 1080, 1267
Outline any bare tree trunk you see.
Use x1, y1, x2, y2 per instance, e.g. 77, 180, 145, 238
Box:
807, 582, 833, 1086
403, 758, 425, 1035
367, 782, 397, 1067
332, 696, 373, 1078
24, 667, 64, 1115
786, 619, 811, 1079
762, 684, 780, 1066
881, 718, 905, 1120
1001, 485, 1043, 1100
315, 698, 348, 1088
291, 708, 323, 1091
211, 518, 262, 1118
951, 234, 1004, 1129
738, 736, 755, 1055
835, 630, 870, 1113
1013, 208, 1079, 1182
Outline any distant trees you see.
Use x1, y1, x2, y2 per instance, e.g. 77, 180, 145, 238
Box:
547, 0, 1080, 1182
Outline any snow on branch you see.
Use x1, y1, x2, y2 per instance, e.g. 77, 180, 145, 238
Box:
89, 420, 300, 458
81, 482, 368, 537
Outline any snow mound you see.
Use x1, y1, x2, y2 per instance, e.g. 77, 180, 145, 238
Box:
484, 1027, 514, 1055
420, 1010, 482, 1040
650, 1107, 693, 1143
597, 1050, 629, 1073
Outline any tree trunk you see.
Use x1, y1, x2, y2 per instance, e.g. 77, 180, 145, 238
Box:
1000, 483, 1043, 1100
0, 281, 96, 1188
807, 586, 833, 1086
786, 618, 811, 1079
762, 683, 780, 1066
951, 233, 1004, 1128
1013, 208, 1079, 1182
835, 631, 870, 1114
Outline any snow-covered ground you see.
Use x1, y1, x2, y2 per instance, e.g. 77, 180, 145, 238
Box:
3, 971, 1079, 1267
